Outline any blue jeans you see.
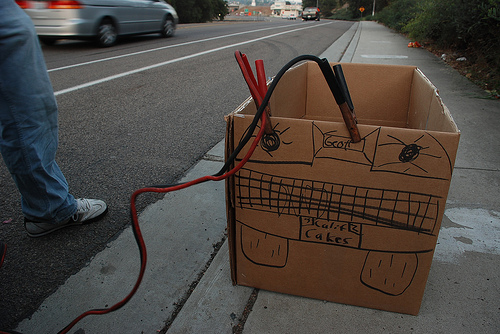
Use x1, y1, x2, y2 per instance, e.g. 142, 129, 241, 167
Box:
0, 0, 76, 223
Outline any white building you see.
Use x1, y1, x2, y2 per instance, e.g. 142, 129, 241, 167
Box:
270, 1, 303, 18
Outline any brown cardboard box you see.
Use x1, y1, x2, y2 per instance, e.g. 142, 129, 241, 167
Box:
225, 62, 460, 315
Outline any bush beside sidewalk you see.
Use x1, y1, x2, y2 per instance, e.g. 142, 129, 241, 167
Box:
330, 0, 500, 97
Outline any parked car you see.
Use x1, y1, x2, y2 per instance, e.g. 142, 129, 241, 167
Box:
302, 7, 320, 21
16, 0, 178, 47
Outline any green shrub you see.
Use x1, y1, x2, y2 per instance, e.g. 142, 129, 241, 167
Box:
170, 0, 228, 23
405, 0, 490, 47
329, 7, 355, 20
376, 0, 420, 31
405, 0, 500, 77
372, 0, 500, 92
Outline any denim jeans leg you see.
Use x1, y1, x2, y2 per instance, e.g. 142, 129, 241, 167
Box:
0, 0, 76, 223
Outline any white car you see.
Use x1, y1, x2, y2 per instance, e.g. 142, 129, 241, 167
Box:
16, 0, 178, 47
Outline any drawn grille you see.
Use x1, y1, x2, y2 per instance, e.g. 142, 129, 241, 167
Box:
236, 168, 439, 234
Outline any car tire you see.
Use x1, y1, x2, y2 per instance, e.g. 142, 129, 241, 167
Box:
161, 16, 175, 38
97, 18, 118, 47
39, 37, 58, 46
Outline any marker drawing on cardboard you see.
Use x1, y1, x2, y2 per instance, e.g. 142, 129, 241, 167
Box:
234, 161, 439, 296
226, 62, 460, 315
243, 122, 454, 180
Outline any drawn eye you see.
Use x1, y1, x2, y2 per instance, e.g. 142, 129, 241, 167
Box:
261, 132, 280, 152
399, 144, 422, 163
256, 122, 293, 157
371, 132, 453, 180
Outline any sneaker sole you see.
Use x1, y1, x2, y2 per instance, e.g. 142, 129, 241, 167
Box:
25, 207, 108, 238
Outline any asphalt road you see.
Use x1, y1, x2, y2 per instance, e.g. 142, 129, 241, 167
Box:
0, 18, 354, 330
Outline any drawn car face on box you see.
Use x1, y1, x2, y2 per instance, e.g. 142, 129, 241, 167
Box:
226, 62, 460, 315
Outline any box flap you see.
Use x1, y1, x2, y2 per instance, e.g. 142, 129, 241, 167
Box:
306, 63, 416, 128
408, 68, 435, 129
268, 62, 308, 119
409, 69, 460, 133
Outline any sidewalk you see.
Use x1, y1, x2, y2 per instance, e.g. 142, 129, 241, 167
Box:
239, 22, 500, 334
16, 21, 500, 334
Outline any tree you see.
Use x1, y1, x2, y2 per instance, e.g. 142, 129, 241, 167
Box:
377, 0, 419, 30
342, 0, 390, 17
169, 0, 228, 23
211, 0, 229, 20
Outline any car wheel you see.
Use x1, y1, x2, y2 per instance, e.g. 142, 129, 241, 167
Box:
161, 16, 175, 38
39, 37, 58, 46
97, 19, 117, 47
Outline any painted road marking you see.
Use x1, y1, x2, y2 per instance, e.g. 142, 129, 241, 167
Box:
53, 22, 334, 96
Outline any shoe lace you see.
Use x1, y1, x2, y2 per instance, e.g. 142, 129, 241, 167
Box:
72, 199, 90, 220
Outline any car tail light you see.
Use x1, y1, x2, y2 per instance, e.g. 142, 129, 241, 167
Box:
48, 1, 83, 9
16, 0, 83, 9
16, 0, 30, 8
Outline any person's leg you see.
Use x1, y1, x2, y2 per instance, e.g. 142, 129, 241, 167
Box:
0, 0, 76, 223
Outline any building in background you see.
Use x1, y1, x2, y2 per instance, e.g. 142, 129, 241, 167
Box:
270, 1, 302, 18
228, 2, 241, 14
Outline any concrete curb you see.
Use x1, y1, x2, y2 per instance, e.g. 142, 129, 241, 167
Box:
320, 21, 359, 62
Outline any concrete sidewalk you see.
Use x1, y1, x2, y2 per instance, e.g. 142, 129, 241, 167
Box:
17, 21, 500, 334
239, 22, 500, 334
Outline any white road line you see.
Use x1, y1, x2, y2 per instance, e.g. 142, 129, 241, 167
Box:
54, 22, 333, 96
48, 24, 302, 73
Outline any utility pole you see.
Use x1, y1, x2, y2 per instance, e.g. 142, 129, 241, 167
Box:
372, 0, 376, 16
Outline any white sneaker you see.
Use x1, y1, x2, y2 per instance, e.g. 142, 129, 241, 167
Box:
25, 198, 108, 238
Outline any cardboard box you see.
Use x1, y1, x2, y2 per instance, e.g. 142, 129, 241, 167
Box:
225, 62, 460, 315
